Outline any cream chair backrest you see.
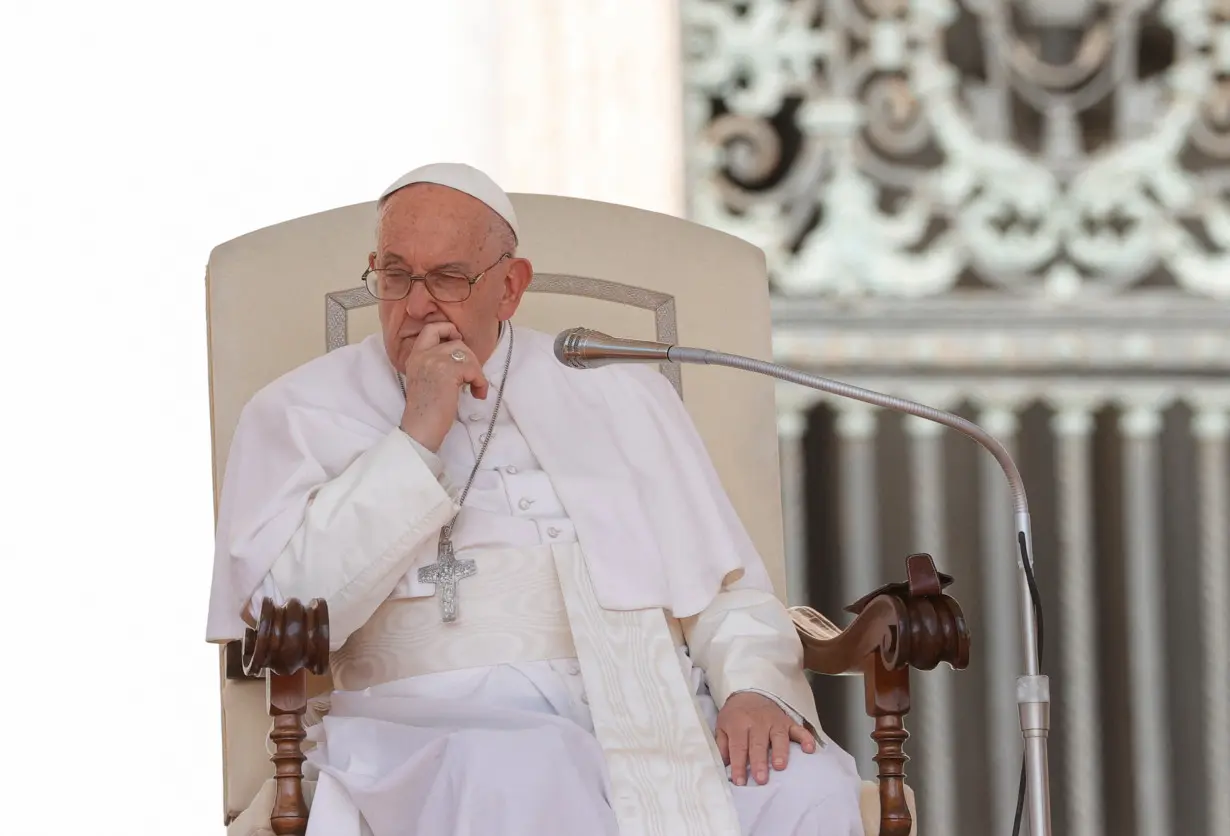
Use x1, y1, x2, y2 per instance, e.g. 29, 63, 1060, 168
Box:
206, 194, 786, 823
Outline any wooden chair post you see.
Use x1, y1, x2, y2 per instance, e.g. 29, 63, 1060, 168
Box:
865, 652, 912, 836
268, 669, 310, 835
792, 552, 970, 836
240, 598, 331, 836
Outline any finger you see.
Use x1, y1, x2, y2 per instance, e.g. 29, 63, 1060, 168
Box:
770, 726, 791, 770
427, 341, 487, 397
459, 355, 489, 400
411, 321, 464, 353
715, 728, 730, 766
748, 724, 771, 785
789, 724, 817, 753
728, 728, 749, 786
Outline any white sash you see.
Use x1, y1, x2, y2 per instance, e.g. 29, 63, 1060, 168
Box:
330, 546, 576, 689
552, 542, 743, 836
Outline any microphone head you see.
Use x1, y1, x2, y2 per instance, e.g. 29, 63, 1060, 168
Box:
553, 327, 607, 369
553, 327, 673, 369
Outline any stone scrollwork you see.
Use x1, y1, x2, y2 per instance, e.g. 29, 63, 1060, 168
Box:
683, 0, 1230, 301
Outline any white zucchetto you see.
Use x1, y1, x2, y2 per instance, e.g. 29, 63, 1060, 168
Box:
379, 162, 519, 242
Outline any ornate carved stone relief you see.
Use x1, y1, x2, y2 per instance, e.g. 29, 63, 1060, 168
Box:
683, 0, 1230, 308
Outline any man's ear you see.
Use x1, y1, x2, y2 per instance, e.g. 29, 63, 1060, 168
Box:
368, 251, 377, 270
498, 257, 534, 318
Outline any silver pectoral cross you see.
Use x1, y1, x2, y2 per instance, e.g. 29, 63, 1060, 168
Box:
418, 536, 477, 623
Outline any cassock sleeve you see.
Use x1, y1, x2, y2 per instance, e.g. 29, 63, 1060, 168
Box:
680, 587, 824, 736
250, 428, 457, 650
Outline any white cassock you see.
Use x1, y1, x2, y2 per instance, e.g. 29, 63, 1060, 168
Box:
207, 324, 864, 836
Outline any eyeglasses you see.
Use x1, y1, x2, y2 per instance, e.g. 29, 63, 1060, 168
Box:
362, 252, 512, 303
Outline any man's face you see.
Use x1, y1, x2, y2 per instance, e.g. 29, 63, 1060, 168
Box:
370, 184, 531, 372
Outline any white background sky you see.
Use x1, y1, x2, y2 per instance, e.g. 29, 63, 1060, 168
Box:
0, 2, 679, 833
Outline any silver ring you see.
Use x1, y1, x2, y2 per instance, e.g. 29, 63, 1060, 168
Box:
450, 349, 467, 363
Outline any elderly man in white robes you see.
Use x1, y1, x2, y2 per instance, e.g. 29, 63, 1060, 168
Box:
206, 163, 865, 836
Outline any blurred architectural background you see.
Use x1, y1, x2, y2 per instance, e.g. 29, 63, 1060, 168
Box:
680, 2, 1230, 835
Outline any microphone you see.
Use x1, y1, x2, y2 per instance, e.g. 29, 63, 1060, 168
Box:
553, 328, 673, 368
554, 326, 1053, 836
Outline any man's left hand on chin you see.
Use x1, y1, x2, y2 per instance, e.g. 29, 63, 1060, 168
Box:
715, 691, 816, 787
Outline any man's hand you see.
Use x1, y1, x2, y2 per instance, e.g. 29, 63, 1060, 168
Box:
400, 322, 489, 452
715, 691, 816, 787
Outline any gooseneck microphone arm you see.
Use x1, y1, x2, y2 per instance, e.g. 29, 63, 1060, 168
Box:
554, 327, 1053, 836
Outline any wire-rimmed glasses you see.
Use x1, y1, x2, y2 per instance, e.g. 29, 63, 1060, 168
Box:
362, 252, 511, 303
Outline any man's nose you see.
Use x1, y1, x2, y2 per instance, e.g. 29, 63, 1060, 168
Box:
403, 280, 438, 318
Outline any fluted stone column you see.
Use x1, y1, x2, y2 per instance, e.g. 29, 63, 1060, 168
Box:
904, 412, 958, 836
1120, 402, 1172, 836
1051, 402, 1104, 836
1194, 404, 1230, 836
834, 402, 880, 774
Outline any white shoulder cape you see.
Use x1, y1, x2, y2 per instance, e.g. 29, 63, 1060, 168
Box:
206, 326, 773, 643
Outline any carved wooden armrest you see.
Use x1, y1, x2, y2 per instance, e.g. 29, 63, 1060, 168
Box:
239, 598, 331, 836
791, 553, 971, 836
